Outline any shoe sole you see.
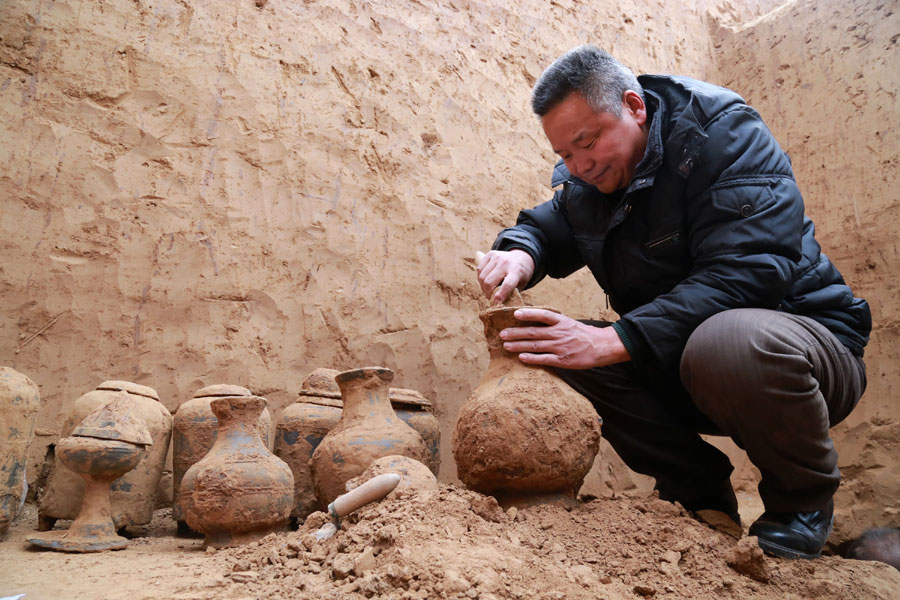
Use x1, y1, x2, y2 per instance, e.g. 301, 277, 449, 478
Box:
756, 537, 821, 560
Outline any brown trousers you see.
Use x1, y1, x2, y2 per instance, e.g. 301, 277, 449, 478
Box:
556, 308, 866, 514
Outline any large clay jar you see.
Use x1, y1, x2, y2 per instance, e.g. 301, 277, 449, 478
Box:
38, 380, 173, 531
172, 384, 271, 531
274, 368, 343, 521
390, 387, 441, 476
0, 367, 40, 538
310, 367, 429, 506
452, 306, 602, 508
177, 395, 293, 548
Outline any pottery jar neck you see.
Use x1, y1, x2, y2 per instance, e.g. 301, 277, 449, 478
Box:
336, 367, 396, 421
479, 306, 558, 362
210, 396, 267, 443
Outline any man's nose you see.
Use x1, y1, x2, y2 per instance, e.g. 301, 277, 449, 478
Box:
569, 153, 591, 178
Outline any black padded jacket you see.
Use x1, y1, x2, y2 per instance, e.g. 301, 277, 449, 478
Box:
492, 75, 871, 373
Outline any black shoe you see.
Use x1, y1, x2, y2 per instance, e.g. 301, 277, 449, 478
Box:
749, 501, 834, 560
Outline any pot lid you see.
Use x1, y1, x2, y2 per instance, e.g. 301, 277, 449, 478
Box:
72, 393, 153, 446
297, 395, 343, 408
389, 387, 432, 409
299, 368, 341, 398
97, 380, 160, 401
193, 384, 252, 398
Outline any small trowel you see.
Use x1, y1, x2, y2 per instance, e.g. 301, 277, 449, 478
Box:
314, 473, 401, 540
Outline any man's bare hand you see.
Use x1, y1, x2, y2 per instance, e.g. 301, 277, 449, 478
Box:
476, 249, 535, 305
500, 308, 631, 369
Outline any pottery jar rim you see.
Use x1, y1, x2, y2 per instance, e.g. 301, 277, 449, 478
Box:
389, 388, 432, 409
193, 384, 252, 398
297, 392, 343, 407
477, 305, 559, 321
97, 380, 160, 401
335, 367, 394, 385
57, 435, 143, 454
209, 395, 267, 416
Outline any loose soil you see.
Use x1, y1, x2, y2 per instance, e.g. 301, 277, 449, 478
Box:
2, 487, 898, 599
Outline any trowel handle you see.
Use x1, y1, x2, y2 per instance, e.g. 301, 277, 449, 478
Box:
328, 473, 401, 520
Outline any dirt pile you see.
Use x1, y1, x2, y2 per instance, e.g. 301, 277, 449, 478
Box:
181, 485, 900, 600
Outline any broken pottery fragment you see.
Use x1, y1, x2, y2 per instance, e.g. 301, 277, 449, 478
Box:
0, 367, 40, 539
38, 380, 172, 531
452, 305, 602, 508
27, 396, 151, 552
172, 384, 271, 533
309, 367, 429, 507
178, 395, 293, 548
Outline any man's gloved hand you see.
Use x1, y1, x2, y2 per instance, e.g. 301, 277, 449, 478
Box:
500, 308, 631, 369
476, 249, 535, 305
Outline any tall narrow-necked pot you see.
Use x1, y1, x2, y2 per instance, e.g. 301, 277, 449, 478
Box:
177, 395, 293, 548
452, 306, 602, 508
309, 367, 428, 507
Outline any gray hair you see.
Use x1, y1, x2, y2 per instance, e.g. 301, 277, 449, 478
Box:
531, 45, 644, 118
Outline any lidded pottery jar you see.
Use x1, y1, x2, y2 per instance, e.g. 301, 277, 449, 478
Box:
38, 380, 173, 531
172, 384, 271, 531
0, 367, 40, 538
274, 368, 343, 521
309, 367, 429, 506
26, 395, 152, 553
452, 306, 602, 508
177, 395, 293, 548
389, 387, 441, 476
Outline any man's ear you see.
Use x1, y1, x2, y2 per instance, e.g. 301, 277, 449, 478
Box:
623, 90, 646, 126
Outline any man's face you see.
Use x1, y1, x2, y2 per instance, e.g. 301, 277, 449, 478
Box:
541, 91, 648, 194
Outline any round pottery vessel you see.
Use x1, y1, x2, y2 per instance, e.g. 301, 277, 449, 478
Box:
309, 367, 429, 507
346, 455, 437, 494
28, 437, 145, 552
178, 396, 293, 548
278, 369, 441, 519
172, 384, 271, 530
27, 397, 151, 552
0, 367, 40, 538
274, 369, 343, 520
452, 306, 602, 508
38, 380, 172, 531
389, 388, 441, 476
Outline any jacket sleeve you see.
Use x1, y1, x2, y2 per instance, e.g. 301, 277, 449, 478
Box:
619, 105, 804, 371
491, 185, 586, 289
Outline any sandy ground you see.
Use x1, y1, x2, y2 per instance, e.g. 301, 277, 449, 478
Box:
0, 0, 897, 597
2, 488, 898, 600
